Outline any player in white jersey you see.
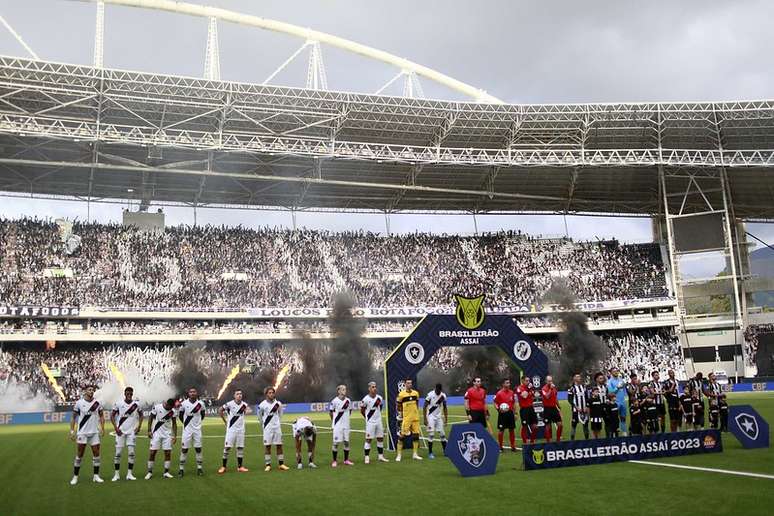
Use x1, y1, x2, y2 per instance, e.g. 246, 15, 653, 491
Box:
423, 383, 448, 459
218, 389, 249, 474
69, 384, 105, 485
145, 398, 177, 480
258, 386, 289, 472
360, 381, 388, 464
329, 384, 354, 467
178, 387, 205, 477
110, 386, 143, 481
292, 416, 318, 469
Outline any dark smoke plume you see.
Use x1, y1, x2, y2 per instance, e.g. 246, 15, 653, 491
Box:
284, 332, 327, 402
543, 280, 609, 387
324, 293, 375, 399
171, 342, 208, 395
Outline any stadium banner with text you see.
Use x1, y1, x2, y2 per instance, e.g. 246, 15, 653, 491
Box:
84, 296, 675, 318
0, 412, 72, 425
0, 305, 80, 318
523, 430, 722, 470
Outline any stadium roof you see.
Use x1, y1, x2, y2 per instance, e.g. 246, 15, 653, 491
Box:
0, 57, 773, 218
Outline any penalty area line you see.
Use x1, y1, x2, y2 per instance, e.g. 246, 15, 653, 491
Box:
630, 460, 774, 480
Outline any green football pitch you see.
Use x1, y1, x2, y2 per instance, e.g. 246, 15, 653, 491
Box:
1, 393, 773, 516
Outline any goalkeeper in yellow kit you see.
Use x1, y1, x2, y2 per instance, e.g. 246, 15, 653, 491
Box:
395, 379, 422, 461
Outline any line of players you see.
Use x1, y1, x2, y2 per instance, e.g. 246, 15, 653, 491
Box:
69, 380, 444, 485
460, 369, 731, 451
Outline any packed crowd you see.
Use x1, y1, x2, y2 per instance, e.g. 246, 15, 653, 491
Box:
744, 323, 773, 367
0, 218, 668, 310
0, 328, 683, 404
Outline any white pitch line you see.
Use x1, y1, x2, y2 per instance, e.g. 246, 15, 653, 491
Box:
630, 460, 774, 480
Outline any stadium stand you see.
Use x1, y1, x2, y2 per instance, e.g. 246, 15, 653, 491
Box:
0, 218, 668, 310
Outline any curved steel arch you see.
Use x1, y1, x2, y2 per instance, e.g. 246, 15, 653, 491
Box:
77, 0, 502, 103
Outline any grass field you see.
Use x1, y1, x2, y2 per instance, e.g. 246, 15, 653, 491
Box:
1, 392, 773, 516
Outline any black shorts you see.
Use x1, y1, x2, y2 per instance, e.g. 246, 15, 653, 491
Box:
591, 420, 603, 432
470, 410, 487, 426
656, 403, 666, 417
543, 406, 562, 424
519, 407, 537, 426
571, 410, 588, 425
684, 414, 694, 425
497, 411, 516, 430
668, 404, 680, 421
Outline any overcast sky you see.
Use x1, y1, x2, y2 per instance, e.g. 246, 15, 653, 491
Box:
0, 0, 772, 245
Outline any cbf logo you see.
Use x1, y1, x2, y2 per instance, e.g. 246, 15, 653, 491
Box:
404, 342, 425, 364
455, 294, 485, 330
458, 431, 486, 468
532, 448, 545, 465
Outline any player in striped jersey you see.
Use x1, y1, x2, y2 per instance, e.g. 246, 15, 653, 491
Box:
69, 384, 105, 485
218, 390, 249, 474
567, 374, 589, 440
424, 383, 448, 458
110, 386, 143, 481
258, 386, 289, 472
145, 398, 177, 479
360, 381, 389, 464
178, 388, 205, 477
329, 384, 354, 467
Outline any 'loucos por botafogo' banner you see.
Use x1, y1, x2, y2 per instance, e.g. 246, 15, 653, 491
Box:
523, 430, 722, 470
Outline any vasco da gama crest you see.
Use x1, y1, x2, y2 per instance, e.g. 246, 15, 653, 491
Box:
457, 431, 486, 467
454, 294, 485, 330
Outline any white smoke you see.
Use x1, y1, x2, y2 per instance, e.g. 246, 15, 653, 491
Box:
96, 366, 175, 409
0, 380, 54, 413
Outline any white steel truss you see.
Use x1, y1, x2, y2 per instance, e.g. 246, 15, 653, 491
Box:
0, 57, 771, 216
93, 1, 105, 68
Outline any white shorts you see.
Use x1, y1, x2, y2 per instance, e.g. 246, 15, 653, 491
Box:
332, 425, 351, 443
224, 429, 245, 448
150, 434, 173, 451
427, 417, 445, 435
365, 420, 384, 439
181, 428, 202, 449
115, 431, 136, 448
262, 426, 282, 446
76, 433, 100, 446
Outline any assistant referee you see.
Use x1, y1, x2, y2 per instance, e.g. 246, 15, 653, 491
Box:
464, 377, 488, 427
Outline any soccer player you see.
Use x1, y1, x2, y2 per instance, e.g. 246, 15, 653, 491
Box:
588, 386, 605, 439
69, 384, 105, 485
567, 373, 589, 440
110, 386, 143, 481
395, 378, 422, 461
606, 367, 628, 436
493, 379, 515, 452
604, 392, 619, 438
145, 398, 177, 479
516, 375, 537, 444
258, 386, 289, 471
292, 416, 318, 469
663, 369, 680, 432
464, 377, 488, 427
692, 385, 705, 430
706, 372, 722, 429
423, 383, 448, 458
541, 375, 563, 442
649, 371, 666, 432
679, 384, 694, 430
718, 392, 729, 431
361, 381, 389, 463
329, 384, 354, 467
642, 386, 659, 434
218, 389, 249, 474
178, 387, 205, 477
